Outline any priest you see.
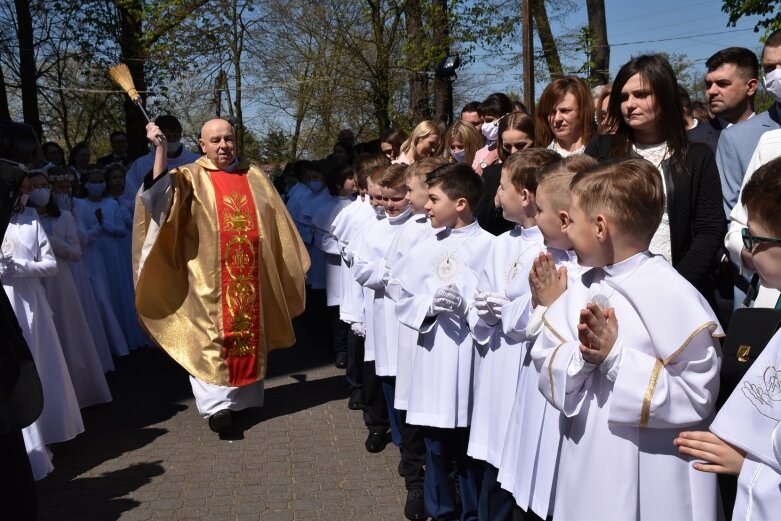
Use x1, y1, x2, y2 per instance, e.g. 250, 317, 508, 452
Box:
133, 119, 309, 434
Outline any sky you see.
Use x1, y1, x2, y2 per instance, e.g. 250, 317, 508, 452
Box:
454, 0, 768, 102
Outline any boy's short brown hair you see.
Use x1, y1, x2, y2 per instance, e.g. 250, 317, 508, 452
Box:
570, 158, 665, 243
502, 148, 560, 193
406, 157, 447, 181
377, 164, 408, 189
535, 155, 598, 209
353, 153, 390, 190
742, 156, 781, 234
426, 163, 484, 210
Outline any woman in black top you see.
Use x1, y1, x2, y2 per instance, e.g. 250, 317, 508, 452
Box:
585, 54, 725, 300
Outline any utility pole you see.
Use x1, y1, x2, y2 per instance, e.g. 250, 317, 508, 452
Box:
521, 0, 534, 114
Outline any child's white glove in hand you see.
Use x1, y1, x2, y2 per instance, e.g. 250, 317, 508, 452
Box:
430, 285, 467, 317
351, 322, 366, 337
474, 291, 509, 325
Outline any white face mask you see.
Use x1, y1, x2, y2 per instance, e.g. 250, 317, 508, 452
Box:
28, 188, 51, 207
765, 68, 781, 104
481, 119, 500, 143
167, 140, 183, 155
450, 148, 466, 163
85, 182, 106, 197
53, 192, 71, 209
307, 180, 324, 193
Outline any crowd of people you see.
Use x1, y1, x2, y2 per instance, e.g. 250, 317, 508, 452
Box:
2, 28, 781, 521
280, 34, 781, 521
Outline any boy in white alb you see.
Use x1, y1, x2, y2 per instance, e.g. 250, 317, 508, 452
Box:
496, 155, 596, 521
676, 156, 781, 520
313, 163, 357, 368
331, 154, 390, 409
466, 149, 560, 521
392, 163, 494, 521
344, 168, 392, 452
532, 158, 723, 520
383, 158, 446, 520
352, 165, 412, 452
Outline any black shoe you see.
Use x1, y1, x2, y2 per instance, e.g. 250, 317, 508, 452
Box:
348, 390, 362, 410
365, 430, 390, 453
208, 409, 232, 433
404, 488, 427, 520
335, 352, 348, 369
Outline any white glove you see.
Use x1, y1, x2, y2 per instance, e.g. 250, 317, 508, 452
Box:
351, 322, 366, 337
474, 291, 509, 326
341, 246, 354, 266
0, 257, 18, 278
429, 284, 467, 317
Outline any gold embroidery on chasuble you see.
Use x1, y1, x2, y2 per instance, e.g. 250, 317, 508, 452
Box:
210, 172, 262, 386
223, 192, 258, 357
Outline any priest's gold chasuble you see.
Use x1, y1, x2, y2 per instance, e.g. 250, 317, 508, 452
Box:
132, 157, 310, 386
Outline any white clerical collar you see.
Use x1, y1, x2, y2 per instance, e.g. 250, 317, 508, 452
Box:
602, 250, 650, 277
388, 206, 413, 224
446, 220, 480, 237
413, 213, 428, 223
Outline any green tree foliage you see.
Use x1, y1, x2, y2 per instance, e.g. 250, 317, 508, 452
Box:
722, 0, 781, 33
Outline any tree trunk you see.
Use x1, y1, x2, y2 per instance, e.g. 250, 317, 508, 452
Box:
406, 0, 430, 124
14, 0, 43, 138
431, 0, 450, 123
117, 0, 150, 157
531, 0, 563, 80
368, 1, 391, 132
0, 64, 11, 122
586, 0, 610, 85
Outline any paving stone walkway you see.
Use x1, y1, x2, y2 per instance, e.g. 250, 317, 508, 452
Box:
37, 327, 407, 521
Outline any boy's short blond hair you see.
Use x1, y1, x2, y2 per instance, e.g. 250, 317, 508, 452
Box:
502, 148, 560, 193
535, 155, 597, 209
377, 164, 408, 189
570, 158, 665, 243
406, 157, 447, 181
354, 153, 390, 189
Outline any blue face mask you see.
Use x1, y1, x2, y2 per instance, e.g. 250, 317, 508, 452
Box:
85, 182, 106, 197
307, 180, 324, 193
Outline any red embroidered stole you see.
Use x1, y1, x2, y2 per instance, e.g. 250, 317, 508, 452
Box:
210, 170, 261, 386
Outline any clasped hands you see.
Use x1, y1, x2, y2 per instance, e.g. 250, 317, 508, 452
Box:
473, 291, 510, 326
429, 284, 468, 318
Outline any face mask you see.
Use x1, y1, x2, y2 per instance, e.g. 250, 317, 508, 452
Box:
481, 119, 500, 142
28, 188, 51, 207
765, 68, 781, 103
85, 182, 106, 197
307, 180, 324, 193
450, 148, 466, 163
53, 192, 71, 209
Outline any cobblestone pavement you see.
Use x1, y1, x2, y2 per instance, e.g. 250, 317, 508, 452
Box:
37, 324, 408, 521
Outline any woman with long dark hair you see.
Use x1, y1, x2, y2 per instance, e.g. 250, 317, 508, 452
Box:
585, 54, 725, 300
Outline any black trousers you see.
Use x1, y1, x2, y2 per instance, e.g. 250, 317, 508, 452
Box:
475, 461, 515, 521
345, 329, 364, 393
400, 411, 426, 490
0, 429, 37, 520
327, 306, 349, 356
362, 360, 389, 432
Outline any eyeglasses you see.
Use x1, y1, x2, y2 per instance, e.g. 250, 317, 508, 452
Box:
502, 142, 530, 155
742, 227, 781, 250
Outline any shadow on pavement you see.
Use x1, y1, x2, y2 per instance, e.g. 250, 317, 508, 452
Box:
220, 374, 350, 440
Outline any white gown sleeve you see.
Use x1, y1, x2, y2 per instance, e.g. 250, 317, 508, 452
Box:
609, 327, 720, 428
49, 213, 82, 262
14, 221, 58, 278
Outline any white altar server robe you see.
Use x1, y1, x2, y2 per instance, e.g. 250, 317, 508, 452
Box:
392, 221, 493, 428
711, 328, 781, 521
532, 251, 723, 521
466, 225, 545, 466
496, 248, 581, 516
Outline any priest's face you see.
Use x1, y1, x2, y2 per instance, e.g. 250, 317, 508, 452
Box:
199, 119, 236, 169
